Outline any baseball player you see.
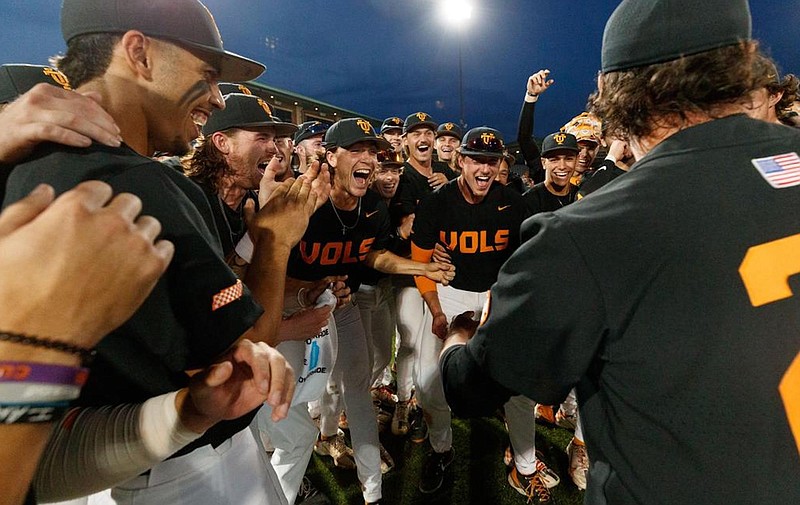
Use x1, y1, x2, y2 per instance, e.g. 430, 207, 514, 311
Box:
439, 0, 800, 503
284, 118, 454, 505
410, 127, 561, 498
3, 0, 320, 503
184, 93, 297, 257
522, 132, 580, 215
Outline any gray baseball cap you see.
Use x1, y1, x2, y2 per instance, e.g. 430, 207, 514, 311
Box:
61, 0, 265, 82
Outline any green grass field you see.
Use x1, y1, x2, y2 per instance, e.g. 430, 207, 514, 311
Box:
307, 414, 585, 505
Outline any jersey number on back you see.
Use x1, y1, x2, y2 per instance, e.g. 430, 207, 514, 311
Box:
739, 234, 800, 455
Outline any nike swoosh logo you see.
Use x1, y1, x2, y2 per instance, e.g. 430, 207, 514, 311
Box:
366, 210, 380, 218
497, 205, 511, 211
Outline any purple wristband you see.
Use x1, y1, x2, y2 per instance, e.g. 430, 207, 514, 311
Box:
0, 362, 89, 386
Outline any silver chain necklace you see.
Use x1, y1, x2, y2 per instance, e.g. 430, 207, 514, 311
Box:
330, 197, 361, 236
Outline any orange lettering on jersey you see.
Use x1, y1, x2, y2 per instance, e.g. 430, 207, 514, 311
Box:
320, 243, 343, 265
439, 230, 510, 254
300, 241, 320, 264
460, 231, 478, 253
359, 238, 375, 261
440, 231, 457, 251
341, 242, 359, 264
302, 239, 376, 265
495, 230, 509, 251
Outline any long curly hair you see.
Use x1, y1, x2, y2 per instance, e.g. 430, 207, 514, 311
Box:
182, 135, 228, 191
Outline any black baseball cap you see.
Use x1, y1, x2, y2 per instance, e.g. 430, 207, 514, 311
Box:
0, 64, 71, 104
380, 117, 404, 134
403, 112, 437, 135
324, 118, 391, 150
458, 127, 506, 159
436, 122, 462, 140
218, 82, 255, 96
294, 121, 330, 144
61, 0, 265, 82
540, 132, 579, 157
202, 93, 297, 137
602, 0, 751, 73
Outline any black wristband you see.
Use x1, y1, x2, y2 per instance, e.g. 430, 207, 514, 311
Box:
0, 331, 96, 365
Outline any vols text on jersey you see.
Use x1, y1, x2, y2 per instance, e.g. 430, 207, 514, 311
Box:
300, 238, 376, 265
439, 230, 510, 253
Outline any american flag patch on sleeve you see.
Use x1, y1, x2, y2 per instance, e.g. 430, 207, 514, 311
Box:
751, 152, 800, 189
212, 279, 243, 311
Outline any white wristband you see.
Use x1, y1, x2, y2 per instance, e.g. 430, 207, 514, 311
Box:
139, 391, 202, 459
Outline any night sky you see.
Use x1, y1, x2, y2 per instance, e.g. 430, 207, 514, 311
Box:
1, 1, 797, 139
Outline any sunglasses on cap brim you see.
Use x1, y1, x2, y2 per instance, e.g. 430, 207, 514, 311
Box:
463, 135, 505, 154
377, 149, 404, 165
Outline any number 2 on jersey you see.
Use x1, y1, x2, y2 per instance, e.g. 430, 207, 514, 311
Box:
739, 233, 800, 454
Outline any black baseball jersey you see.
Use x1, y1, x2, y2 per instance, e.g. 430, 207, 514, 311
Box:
391, 161, 457, 221
577, 159, 627, 199
389, 161, 457, 287
194, 181, 258, 258
441, 115, 800, 504
412, 180, 529, 292
4, 143, 263, 454
522, 182, 578, 215
287, 189, 391, 292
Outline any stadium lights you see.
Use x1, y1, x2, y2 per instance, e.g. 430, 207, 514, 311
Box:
438, 0, 473, 27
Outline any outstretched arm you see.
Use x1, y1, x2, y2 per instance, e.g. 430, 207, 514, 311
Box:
517, 70, 553, 184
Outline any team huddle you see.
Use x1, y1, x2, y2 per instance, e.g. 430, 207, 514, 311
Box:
1, 1, 799, 505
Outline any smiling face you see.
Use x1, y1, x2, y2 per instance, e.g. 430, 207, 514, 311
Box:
372, 164, 402, 200
297, 133, 325, 162
542, 150, 577, 189
219, 127, 278, 189
457, 153, 501, 202
575, 140, 599, 174
403, 127, 435, 166
435, 135, 461, 162
149, 39, 224, 156
275, 136, 294, 179
382, 129, 403, 151
327, 141, 379, 198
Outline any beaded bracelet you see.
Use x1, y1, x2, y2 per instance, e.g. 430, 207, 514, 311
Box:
0, 331, 96, 365
0, 361, 89, 386
0, 401, 70, 424
0, 382, 82, 403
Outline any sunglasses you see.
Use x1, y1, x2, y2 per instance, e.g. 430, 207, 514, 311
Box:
463, 134, 505, 154
300, 122, 329, 137
377, 149, 405, 165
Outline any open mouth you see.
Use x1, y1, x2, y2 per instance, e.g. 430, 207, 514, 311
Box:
257, 161, 269, 175
353, 169, 371, 182
475, 175, 491, 190
417, 143, 431, 154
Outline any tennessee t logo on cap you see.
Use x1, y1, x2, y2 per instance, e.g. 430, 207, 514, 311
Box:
42, 68, 71, 90
257, 98, 272, 116
481, 132, 496, 143
444, 123, 455, 131
554, 133, 567, 144
416, 112, 428, 121
357, 119, 372, 133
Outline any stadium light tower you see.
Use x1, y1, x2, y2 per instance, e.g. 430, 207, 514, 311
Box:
438, 0, 473, 129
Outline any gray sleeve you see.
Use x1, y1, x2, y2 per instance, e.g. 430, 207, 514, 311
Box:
34, 392, 202, 501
